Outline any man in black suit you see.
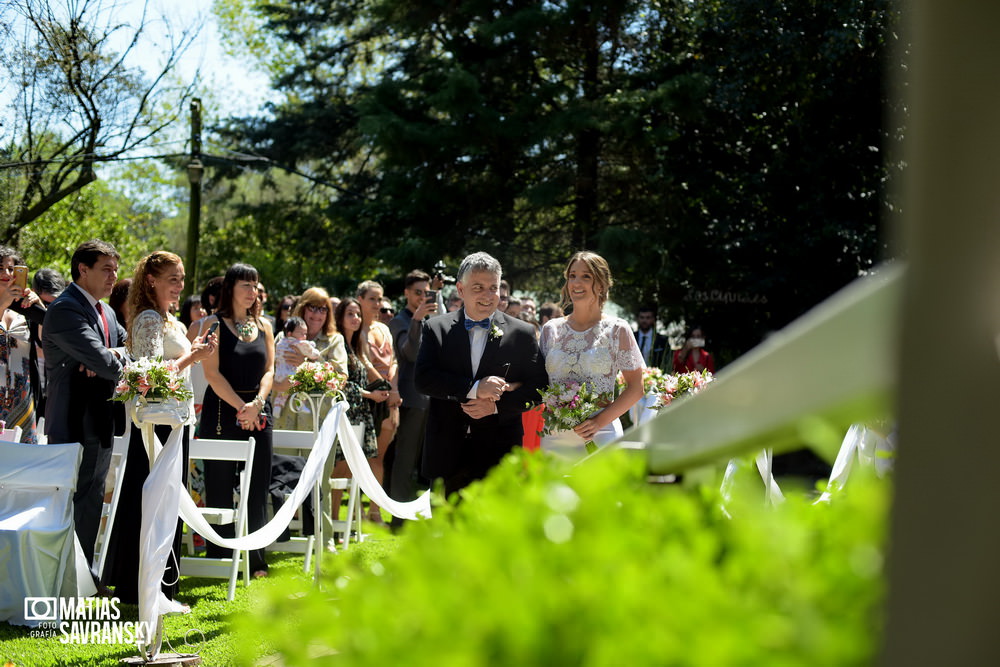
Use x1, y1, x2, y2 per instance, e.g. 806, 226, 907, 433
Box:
415, 252, 547, 497
635, 304, 670, 370
386, 270, 436, 517
43, 239, 127, 568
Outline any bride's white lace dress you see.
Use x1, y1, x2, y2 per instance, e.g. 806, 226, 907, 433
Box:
539, 316, 644, 457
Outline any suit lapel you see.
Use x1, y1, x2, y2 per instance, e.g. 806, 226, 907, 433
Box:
447, 309, 473, 377
69, 283, 101, 331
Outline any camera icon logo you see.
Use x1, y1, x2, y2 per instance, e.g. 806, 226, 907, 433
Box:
24, 597, 58, 621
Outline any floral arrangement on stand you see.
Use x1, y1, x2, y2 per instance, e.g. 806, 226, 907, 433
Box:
289, 360, 348, 397
653, 369, 715, 409
536, 381, 614, 454
112, 356, 192, 403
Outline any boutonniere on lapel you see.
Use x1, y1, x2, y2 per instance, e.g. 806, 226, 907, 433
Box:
489, 323, 504, 341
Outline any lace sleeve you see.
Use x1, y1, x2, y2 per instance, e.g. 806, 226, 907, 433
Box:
613, 319, 644, 373
131, 310, 166, 360
539, 320, 556, 356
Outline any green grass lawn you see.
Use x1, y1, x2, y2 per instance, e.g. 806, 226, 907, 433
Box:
0, 535, 400, 667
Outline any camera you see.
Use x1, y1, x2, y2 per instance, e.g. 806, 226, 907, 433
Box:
433, 260, 456, 285
425, 289, 437, 304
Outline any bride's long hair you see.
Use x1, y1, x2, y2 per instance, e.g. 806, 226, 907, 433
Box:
559, 250, 613, 310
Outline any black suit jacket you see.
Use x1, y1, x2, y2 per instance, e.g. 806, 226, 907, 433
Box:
635, 329, 670, 370
415, 309, 547, 480
43, 283, 126, 447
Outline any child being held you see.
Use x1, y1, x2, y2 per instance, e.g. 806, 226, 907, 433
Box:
273, 316, 321, 418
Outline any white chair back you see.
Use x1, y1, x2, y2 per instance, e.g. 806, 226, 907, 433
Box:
0, 425, 23, 443
181, 436, 256, 601
96, 429, 132, 578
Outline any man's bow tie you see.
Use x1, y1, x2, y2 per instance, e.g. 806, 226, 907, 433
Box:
464, 317, 491, 331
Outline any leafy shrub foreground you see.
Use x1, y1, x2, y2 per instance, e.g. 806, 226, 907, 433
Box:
237, 450, 887, 666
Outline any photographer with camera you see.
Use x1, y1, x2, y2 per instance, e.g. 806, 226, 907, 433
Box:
384, 269, 444, 527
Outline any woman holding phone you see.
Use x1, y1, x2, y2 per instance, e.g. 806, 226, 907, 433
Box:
103, 251, 217, 603
199, 263, 275, 578
0, 246, 44, 442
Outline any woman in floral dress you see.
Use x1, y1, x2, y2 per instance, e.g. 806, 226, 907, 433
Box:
539, 251, 645, 457
0, 246, 43, 442
332, 297, 384, 521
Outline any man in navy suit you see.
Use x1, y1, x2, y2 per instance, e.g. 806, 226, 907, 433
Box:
43, 239, 127, 568
634, 304, 670, 370
415, 252, 547, 497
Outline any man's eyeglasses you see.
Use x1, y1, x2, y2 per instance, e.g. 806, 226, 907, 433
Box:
305, 304, 329, 314
380, 307, 395, 314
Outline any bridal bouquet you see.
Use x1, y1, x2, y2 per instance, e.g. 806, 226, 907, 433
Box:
289, 360, 348, 396
654, 369, 715, 409
536, 381, 614, 454
641, 366, 669, 394
113, 356, 192, 403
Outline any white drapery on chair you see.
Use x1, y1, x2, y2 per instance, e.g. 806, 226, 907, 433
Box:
135, 402, 432, 661
179, 434, 256, 600
814, 423, 895, 504
0, 441, 96, 626
628, 392, 660, 428
334, 408, 432, 521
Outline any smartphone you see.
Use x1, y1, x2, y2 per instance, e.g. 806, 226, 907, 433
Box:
425, 289, 437, 304
206, 320, 220, 336
13, 265, 28, 291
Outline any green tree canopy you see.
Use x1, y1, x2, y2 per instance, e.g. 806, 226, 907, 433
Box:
212, 0, 902, 364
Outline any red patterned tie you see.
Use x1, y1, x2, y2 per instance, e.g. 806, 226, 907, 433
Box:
96, 302, 111, 347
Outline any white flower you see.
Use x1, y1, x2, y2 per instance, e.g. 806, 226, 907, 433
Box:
489, 324, 504, 340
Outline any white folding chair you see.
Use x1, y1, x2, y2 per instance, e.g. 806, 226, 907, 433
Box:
0, 425, 23, 442
180, 436, 256, 601
96, 428, 131, 579
0, 441, 93, 626
270, 428, 362, 574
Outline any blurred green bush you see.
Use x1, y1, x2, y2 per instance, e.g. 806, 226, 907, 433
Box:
237, 449, 886, 666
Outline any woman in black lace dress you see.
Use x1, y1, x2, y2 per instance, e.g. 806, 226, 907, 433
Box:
199, 263, 275, 578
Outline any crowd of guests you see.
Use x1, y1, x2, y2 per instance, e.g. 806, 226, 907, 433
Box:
2, 238, 714, 603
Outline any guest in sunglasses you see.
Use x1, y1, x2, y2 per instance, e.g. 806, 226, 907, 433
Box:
272, 286, 348, 431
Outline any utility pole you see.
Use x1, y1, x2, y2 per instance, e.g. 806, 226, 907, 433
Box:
185, 98, 203, 299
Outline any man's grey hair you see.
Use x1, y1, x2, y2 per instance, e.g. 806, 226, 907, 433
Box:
456, 252, 502, 283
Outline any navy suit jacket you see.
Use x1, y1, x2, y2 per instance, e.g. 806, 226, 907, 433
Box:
43, 283, 126, 447
415, 309, 547, 480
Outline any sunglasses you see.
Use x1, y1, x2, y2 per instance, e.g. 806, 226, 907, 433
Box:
380, 307, 395, 314
305, 304, 329, 314
280, 304, 293, 310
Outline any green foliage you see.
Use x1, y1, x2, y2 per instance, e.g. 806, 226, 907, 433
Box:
18, 180, 169, 279
212, 0, 903, 367
236, 450, 888, 666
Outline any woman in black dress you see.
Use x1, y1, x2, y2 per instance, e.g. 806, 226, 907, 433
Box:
199, 263, 275, 578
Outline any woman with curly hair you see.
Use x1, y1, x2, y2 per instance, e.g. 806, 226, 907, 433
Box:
103, 251, 217, 603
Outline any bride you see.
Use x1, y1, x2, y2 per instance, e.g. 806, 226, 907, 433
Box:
539, 251, 645, 457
